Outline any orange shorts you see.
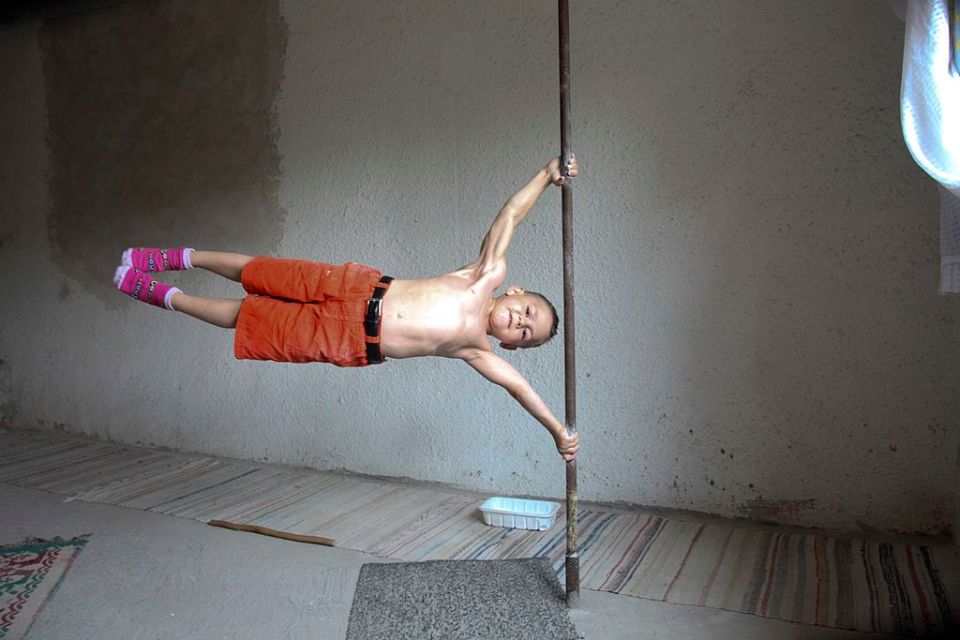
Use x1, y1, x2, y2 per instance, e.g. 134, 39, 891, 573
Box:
234, 256, 385, 367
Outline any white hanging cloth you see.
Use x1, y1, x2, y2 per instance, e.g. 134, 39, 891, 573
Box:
900, 0, 959, 195
898, 1, 960, 292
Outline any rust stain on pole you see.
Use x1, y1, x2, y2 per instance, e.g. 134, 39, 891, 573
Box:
558, 0, 579, 609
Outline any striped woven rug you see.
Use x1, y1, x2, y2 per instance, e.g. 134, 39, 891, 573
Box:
1, 430, 957, 636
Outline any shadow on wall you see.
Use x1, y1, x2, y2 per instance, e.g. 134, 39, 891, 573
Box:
40, 0, 288, 306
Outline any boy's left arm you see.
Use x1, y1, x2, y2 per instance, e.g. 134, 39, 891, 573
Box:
462, 349, 580, 461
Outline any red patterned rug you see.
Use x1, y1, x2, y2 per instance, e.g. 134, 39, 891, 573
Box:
0, 536, 88, 640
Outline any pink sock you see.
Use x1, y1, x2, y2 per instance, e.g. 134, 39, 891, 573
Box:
121, 247, 193, 272
114, 266, 180, 310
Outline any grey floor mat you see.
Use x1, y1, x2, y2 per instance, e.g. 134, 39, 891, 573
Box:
346, 558, 580, 640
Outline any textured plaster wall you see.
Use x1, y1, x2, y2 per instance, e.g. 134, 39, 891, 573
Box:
1, 0, 958, 535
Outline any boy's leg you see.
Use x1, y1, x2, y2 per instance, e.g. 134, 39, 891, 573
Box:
122, 248, 254, 283
169, 292, 242, 329
114, 266, 240, 328
240, 258, 381, 302
190, 251, 254, 283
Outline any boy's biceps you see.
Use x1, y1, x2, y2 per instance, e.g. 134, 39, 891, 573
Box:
473, 355, 520, 387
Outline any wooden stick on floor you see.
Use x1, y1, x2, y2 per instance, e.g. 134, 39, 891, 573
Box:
207, 520, 336, 547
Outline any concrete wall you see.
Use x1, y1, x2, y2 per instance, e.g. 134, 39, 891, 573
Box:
1, 0, 958, 535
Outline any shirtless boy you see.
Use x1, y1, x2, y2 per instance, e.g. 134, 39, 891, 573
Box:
114, 156, 580, 461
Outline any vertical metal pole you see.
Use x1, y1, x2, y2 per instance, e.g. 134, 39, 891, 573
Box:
558, 0, 579, 609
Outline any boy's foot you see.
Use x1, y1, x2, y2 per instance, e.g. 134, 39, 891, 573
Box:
114, 265, 180, 310
121, 247, 193, 273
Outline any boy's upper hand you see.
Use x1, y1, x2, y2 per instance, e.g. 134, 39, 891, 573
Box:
546, 154, 579, 186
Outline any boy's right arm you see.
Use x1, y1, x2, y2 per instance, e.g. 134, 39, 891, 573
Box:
474, 156, 578, 279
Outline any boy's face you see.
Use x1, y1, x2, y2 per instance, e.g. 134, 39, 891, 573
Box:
488, 287, 554, 349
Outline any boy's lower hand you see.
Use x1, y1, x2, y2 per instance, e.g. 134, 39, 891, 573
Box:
546, 154, 579, 186
554, 429, 580, 462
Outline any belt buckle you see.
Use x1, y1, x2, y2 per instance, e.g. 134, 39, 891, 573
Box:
365, 298, 383, 337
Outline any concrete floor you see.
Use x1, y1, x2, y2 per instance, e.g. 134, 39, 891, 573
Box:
0, 483, 914, 640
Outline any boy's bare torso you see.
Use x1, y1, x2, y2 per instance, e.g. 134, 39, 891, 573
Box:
379, 263, 500, 360
326, 156, 578, 458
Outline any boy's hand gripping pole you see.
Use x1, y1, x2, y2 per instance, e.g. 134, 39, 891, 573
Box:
558, 0, 579, 609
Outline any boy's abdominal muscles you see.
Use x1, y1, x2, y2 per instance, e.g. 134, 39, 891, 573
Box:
379, 302, 472, 359
380, 277, 484, 359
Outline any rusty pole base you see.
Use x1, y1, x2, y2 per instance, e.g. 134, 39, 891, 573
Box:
565, 552, 580, 608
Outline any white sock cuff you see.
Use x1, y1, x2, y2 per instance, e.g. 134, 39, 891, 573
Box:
113, 265, 131, 289
164, 287, 182, 311
183, 248, 195, 269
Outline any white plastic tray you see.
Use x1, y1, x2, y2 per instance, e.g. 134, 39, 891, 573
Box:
479, 496, 561, 531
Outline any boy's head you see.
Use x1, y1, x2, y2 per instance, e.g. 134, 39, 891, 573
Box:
488, 286, 559, 350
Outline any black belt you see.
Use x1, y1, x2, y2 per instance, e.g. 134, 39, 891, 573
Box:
364, 275, 394, 364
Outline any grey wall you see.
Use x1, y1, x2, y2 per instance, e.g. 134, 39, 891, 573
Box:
1, 0, 958, 535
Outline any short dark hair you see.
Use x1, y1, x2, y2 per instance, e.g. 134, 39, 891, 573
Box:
524, 291, 559, 348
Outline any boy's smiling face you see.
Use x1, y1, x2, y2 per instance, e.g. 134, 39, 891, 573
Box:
487, 287, 555, 349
